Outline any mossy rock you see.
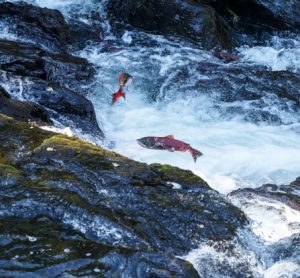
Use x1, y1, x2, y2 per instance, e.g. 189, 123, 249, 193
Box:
0, 113, 247, 277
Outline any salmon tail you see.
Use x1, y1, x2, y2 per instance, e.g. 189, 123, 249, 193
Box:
188, 147, 203, 163
112, 87, 125, 105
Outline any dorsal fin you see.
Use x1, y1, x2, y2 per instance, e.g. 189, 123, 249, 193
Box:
165, 135, 175, 139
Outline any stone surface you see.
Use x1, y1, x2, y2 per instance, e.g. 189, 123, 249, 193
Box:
0, 85, 52, 125
108, 0, 234, 49
0, 114, 247, 277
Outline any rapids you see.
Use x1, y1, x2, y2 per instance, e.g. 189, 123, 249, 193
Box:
3, 0, 300, 277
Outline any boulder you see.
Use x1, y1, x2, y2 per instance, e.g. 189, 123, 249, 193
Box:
203, 0, 300, 45
108, 0, 234, 49
0, 39, 95, 90
0, 39, 103, 138
0, 1, 71, 52
0, 114, 248, 277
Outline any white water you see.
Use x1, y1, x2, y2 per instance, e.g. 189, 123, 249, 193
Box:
79, 33, 300, 194
3, 0, 300, 276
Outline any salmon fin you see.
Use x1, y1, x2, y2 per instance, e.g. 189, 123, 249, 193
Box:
188, 147, 203, 163
112, 87, 124, 105
167, 147, 175, 152
165, 135, 175, 139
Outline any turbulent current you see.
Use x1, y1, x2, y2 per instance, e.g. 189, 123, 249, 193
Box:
3, 0, 300, 277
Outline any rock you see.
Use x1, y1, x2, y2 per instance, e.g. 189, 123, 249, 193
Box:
203, 0, 300, 45
229, 178, 300, 244
0, 114, 247, 277
108, 0, 234, 49
155, 63, 300, 125
0, 85, 52, 125
68, 19, 103, 50
0, 1, 71, 52
0, 40, 95, 90
230, 177, 300, 211
0, 39, 102, 138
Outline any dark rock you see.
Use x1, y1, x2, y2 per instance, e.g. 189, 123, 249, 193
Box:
0, 114, 248, 277
229, 177, 300, 211
202, 0, 300, 45
108, 0, 234, 49
0, 1, 71, 52
0, 71, 102, 139
0, 40, 95, 90
155, 63, 300, 125
0, 39, 102, 138
208, 0, 300, 30
0, 85, 52, 125
68, 19, 103, 50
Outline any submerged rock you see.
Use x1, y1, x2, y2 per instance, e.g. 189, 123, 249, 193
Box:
229, 177, 300, 247
108, 0, 234, 49
0, 114, 247, 277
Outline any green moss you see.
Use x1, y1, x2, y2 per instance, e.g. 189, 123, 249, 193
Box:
151, 163, 208, 186
0, 114, 53, 162
0, 163, 20, 176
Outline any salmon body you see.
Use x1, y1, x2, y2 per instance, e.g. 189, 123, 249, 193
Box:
137, 135, 203, 162
112, 88, 125, 104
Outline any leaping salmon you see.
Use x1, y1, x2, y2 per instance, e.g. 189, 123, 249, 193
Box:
137, 135, 203, 162
112, 72, 132, 105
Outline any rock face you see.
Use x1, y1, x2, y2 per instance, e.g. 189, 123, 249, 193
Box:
0, 39, 102, 138
108, 0, 233, 49
203, 0, 300, 45
208, 0, 300, 30
0, 1, 71, 52
0, 1, 103, 139
0, 86, 52, 125
0, 114, 247, 277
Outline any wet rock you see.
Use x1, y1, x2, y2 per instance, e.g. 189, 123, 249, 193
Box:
202, 0, 300, 45
0, 1, 71, 52
0, 85, 52, 125
0, 39, 102, 138
156, 63, 300, 125
0, 114, 247, 277
108, 0, 234, 49
230, 177, 300, 211
208, 0, 300, 31
0, 39, 95, 90
229, 178, 300, 245
68, 19, 103, 50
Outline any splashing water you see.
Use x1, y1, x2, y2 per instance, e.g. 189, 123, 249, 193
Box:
79, 32, 300, 194
3, 0, 300, 276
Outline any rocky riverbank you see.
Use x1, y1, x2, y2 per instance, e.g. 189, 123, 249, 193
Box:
0, 114, 247, 276
0, 0, 299, 277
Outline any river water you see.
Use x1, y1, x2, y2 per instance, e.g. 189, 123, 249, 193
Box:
4, 0, 300, 277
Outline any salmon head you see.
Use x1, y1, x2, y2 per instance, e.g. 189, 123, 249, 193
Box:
136, 136, 157, 149
118, 72, 132, 88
